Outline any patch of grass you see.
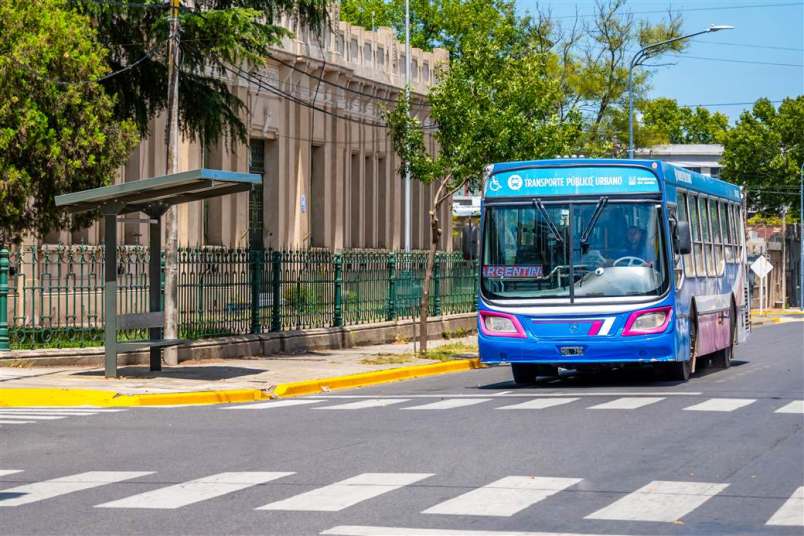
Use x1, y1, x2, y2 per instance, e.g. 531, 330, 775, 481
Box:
422, 342, 478, 362
360, 353, 416, 365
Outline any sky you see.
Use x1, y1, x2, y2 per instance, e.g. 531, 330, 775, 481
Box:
516, 0, 804, 122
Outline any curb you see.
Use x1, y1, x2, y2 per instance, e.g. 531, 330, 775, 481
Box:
0, 388, 269, 408
272, 358, 482, 398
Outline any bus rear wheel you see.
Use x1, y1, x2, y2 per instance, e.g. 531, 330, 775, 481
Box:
664, 359, 692, 382
713, 311, 736, 369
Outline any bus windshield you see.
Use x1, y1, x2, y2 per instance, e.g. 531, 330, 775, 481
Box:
481, 201, 668, 301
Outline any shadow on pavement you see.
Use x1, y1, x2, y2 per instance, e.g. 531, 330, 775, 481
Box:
74, 365, 266, 381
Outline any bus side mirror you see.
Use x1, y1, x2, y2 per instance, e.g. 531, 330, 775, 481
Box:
674, 221, 691, 255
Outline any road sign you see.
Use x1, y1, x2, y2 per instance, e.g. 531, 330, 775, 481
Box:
751, 255, 773, 279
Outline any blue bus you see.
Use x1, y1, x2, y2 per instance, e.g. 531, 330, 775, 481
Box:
477, 158, 750, 383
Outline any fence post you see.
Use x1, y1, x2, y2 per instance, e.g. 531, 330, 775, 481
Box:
0, 248, 9, 351
333, 253, 343, 327
250, 248, 262, 334
270, 250, 281, 332
433, 253, 442, 317
386, 251, 396, 321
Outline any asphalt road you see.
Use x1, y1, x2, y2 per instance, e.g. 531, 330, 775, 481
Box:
1, 322, 802, 536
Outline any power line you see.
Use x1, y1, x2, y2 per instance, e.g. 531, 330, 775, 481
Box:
690, 39, 803, 52
681, 55, 803, 68
680, 99, 786, 107
554, 1, 804, 19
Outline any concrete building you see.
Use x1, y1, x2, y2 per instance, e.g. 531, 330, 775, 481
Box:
635, 144, 724, 177
47, 9, 450, 251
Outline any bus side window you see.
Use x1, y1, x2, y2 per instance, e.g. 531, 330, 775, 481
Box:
678, 192, 696, 278
689, 194, 703, 277
710, 199, 724, 276
700, 197, 714, 277
722, 202, 734, 263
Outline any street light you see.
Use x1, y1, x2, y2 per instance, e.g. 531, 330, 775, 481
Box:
799, 161, 803, 311
627, 24, 734, 159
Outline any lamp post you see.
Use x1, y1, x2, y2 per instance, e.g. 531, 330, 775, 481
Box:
799, 161, 803, 310
627, 24, 734, 159
404, 0, 412, 251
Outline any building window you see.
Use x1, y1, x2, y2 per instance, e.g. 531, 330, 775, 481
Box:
412, 59, 418, 80
364, 43, 373, 65
350, 38, 359, 63
377, 46, 385, 66
711, 167, 721, 178
422, 62, 430, 81
335, 33, 344, 55
249, 139, 265, 248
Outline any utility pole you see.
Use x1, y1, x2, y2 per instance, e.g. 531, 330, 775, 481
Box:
404, 0, 411, 251
163, 0, 181, 366
781, 205, 788, 309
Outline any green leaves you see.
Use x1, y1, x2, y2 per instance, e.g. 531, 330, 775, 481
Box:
0, 0, 138, 243
722, 97, 803, 218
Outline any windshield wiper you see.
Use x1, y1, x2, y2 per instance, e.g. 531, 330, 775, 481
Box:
580, 197, 608, 252
534, 200, 564, 244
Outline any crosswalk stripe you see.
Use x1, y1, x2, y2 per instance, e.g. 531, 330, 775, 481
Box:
0, 411, 102, 416
422, 476, 582, 517
496, 398, 579, 410
321, 526, 631, 536
95, 472, 294, 509
0, 420, 36, 424
585, 480, 728, 522
314, 399, 410, 410
775, 401, 804, 414
588, 397, 665, 410
224, 400, 323, 410
402, 399, 491, 410
0, 471, 153, 507
766, 486, 804, 526
257, 472, 433, 511
0, 414, 67, 420
683, 398, 756, 412
0, 470, 22, 477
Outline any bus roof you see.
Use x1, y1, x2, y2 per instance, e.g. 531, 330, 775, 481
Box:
487, 158, 742, 202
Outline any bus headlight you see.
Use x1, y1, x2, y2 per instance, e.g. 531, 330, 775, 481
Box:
479, 311, 526, 338
623, 306, 673, 336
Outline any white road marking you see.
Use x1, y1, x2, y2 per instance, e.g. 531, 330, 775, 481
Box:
402, 399, 491, 410
683, 398, 756, 412
493, 391, 513, 396
588, 397, 665, 410
95, 472, 294, 509
223, 400, 323, 410
314, 399, 410, 410
258, 472, 433, 512
0, 470, 22, 477
0, 414, 67, 420
775, 401, 804, 414
0, 420, 36, 425
0, 471, 153, 507
423, 476, 581, 517
585, 480, 728, 522
321, 526, 631, 536
497, 398, 579, 410
308, 392, 702, 398
766, 486, 804, 526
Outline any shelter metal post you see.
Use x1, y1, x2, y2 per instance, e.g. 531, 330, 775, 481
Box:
103, 209, 118, 378
147, 206, 166, 371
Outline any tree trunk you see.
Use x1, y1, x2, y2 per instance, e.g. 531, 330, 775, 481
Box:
418, 211, 441, 355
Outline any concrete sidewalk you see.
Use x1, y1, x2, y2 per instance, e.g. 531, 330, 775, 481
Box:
0, 336, 478, 403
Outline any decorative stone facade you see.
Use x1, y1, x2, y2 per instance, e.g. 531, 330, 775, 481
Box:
47, 10, 450, 251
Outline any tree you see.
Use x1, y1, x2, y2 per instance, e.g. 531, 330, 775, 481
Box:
0, 0, 137, 244
72, 0, 330, 146
722, 97, 803, 218
384, 14, 582, 353
639, 98, 729, 145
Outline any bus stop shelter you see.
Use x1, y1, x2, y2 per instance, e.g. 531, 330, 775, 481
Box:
55, 169, 261, 378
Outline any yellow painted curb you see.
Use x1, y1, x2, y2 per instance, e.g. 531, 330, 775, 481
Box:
0, 387, 269, 407
273, 358, 482, 398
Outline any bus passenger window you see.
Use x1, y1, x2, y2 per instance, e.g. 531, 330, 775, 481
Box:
710, 200, 724, 275
678, 192, 696, 278
722, 202, 734, 263
689, 195, 704, 277
699, 197, 714, 277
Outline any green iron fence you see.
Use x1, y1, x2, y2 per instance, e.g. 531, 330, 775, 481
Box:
0, 246, 478, 351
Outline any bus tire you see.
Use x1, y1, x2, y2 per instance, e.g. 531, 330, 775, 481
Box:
665, 359, 692, 382
511, 364, 538, 385
713, 308, 736, 369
